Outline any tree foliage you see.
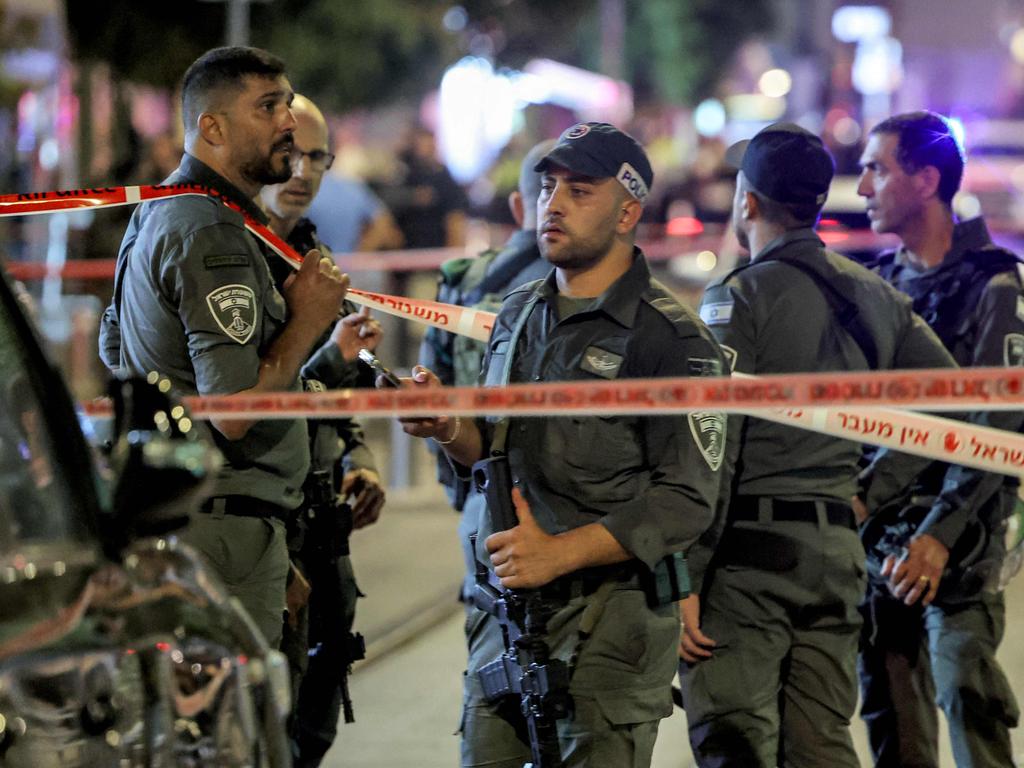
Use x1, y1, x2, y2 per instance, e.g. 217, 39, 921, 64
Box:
63, 0, 775, 110
626, 0, 776, 104
65, 1, 225, 87
250, 0, 456, 113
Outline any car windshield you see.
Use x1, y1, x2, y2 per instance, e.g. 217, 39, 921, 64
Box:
0, 283, 93, 556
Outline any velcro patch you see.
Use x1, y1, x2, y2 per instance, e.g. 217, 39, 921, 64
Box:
689, 411, 726, 471
581, 345, 623, 379
206, 284, 257, 344
616, 162, 649, 203
204, 253, 250, 269
1005, 333, 1024, 367
700, 301, 733, 325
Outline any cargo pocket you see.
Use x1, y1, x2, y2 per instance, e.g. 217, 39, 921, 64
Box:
573, 589, 678, 698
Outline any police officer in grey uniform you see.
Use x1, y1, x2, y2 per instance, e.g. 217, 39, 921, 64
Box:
855, 110, 1023, 768
678, 123, 956, 767
98, 47, 348, 648
401, 123, 726, 767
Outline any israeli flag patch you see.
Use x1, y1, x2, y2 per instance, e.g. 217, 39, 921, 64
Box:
700, 301, 733, 325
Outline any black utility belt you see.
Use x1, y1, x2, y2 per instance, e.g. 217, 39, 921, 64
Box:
730, 496, 855, 530
539, 563, 642, 602
199, 495, 290, 524
718, 497, 856, 572
539, 554, 689, 608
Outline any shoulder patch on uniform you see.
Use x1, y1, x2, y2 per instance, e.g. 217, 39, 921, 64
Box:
1017, 295, 1024, 323
1005, 333, 1024, 367
720, 345, 738, 371
699, 301, 733, 325
689, 411, 726, 472
581, 345, 623, 379
206, 284, 257, 344
204, 253, 250, 269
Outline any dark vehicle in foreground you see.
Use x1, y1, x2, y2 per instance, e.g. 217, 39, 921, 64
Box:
0, 270, 291, 766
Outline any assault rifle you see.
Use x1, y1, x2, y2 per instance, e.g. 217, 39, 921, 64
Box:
471, 454, 570, 768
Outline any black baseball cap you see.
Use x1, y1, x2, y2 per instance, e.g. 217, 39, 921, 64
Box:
534, 122, 654, 204
725, 122, 835, 206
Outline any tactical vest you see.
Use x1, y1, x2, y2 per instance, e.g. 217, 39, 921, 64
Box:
436, 248, 522, 387
871, 246, 1024, 360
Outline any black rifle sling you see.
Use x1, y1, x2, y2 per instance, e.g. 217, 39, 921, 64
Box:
770, 255, 880, 370
489, 288, 542, 454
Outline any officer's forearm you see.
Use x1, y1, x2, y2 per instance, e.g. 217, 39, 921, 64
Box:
555, 522, 631, 574
210, 316, 325, 440
435, 416, 483, 468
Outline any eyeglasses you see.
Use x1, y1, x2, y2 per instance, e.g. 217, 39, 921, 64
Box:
289, 147, 335, 172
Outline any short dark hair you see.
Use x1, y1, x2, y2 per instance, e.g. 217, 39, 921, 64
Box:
181, 46, 286, 135
870, 111, 965, 206
740, 173, 821, 229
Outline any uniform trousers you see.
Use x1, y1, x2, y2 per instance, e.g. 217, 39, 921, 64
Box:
180, 512, 289, 648
858, 588, 1019, 768
680, 506, 866, 767
460, 582, 678, 768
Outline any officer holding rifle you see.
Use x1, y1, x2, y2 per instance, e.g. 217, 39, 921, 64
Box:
398, 122, 726, 767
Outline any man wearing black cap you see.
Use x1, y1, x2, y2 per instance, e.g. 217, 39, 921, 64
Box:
398, 122, 726, 766
677, 122, 956, 767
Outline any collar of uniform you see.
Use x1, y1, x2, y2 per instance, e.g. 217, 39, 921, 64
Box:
175, 153, 270, 225
536, 246, 651, 329
752, 227, 822, 262
894, 216, 994, 273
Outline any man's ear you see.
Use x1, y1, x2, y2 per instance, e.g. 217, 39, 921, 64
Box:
508, 190, 525, 228
197, 112, 225, 147
742, 190, 759, 221
616, 197, 644, 234
915, 165, 942, 202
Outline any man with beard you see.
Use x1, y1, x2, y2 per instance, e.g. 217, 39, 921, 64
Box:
99, 47, 348, 648
855, 111, 1022, 768
420, 138, 555, 603
678, 123, 956, 767
260, 93, 385, 767
398, 122, 726, 767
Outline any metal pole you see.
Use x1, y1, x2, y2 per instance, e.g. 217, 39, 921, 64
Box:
226, 0, 250, 46
599, 0, 625, 80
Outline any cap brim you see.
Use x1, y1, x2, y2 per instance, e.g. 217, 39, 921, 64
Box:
533, 146, 609, 179
723, 139, 750, 172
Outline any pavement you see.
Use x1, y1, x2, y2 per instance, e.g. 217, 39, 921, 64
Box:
320, 433, 1024, 767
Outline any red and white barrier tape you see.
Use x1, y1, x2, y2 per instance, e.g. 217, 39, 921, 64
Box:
0, 183, 493, 339
79, 367, 1024, 476
5, 185, 1024, 475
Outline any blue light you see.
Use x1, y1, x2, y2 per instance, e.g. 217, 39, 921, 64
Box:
945, 116, 967, 161
694, 99, 726, 137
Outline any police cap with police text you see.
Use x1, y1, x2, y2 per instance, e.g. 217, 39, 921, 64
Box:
725, 122, 835, 206
534, 122, 654, 204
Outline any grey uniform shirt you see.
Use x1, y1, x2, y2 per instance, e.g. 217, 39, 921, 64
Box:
687, 229, 956, 592
473, 250, 726, 572
699, 228, 955, 503
104, 154, 309, 510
